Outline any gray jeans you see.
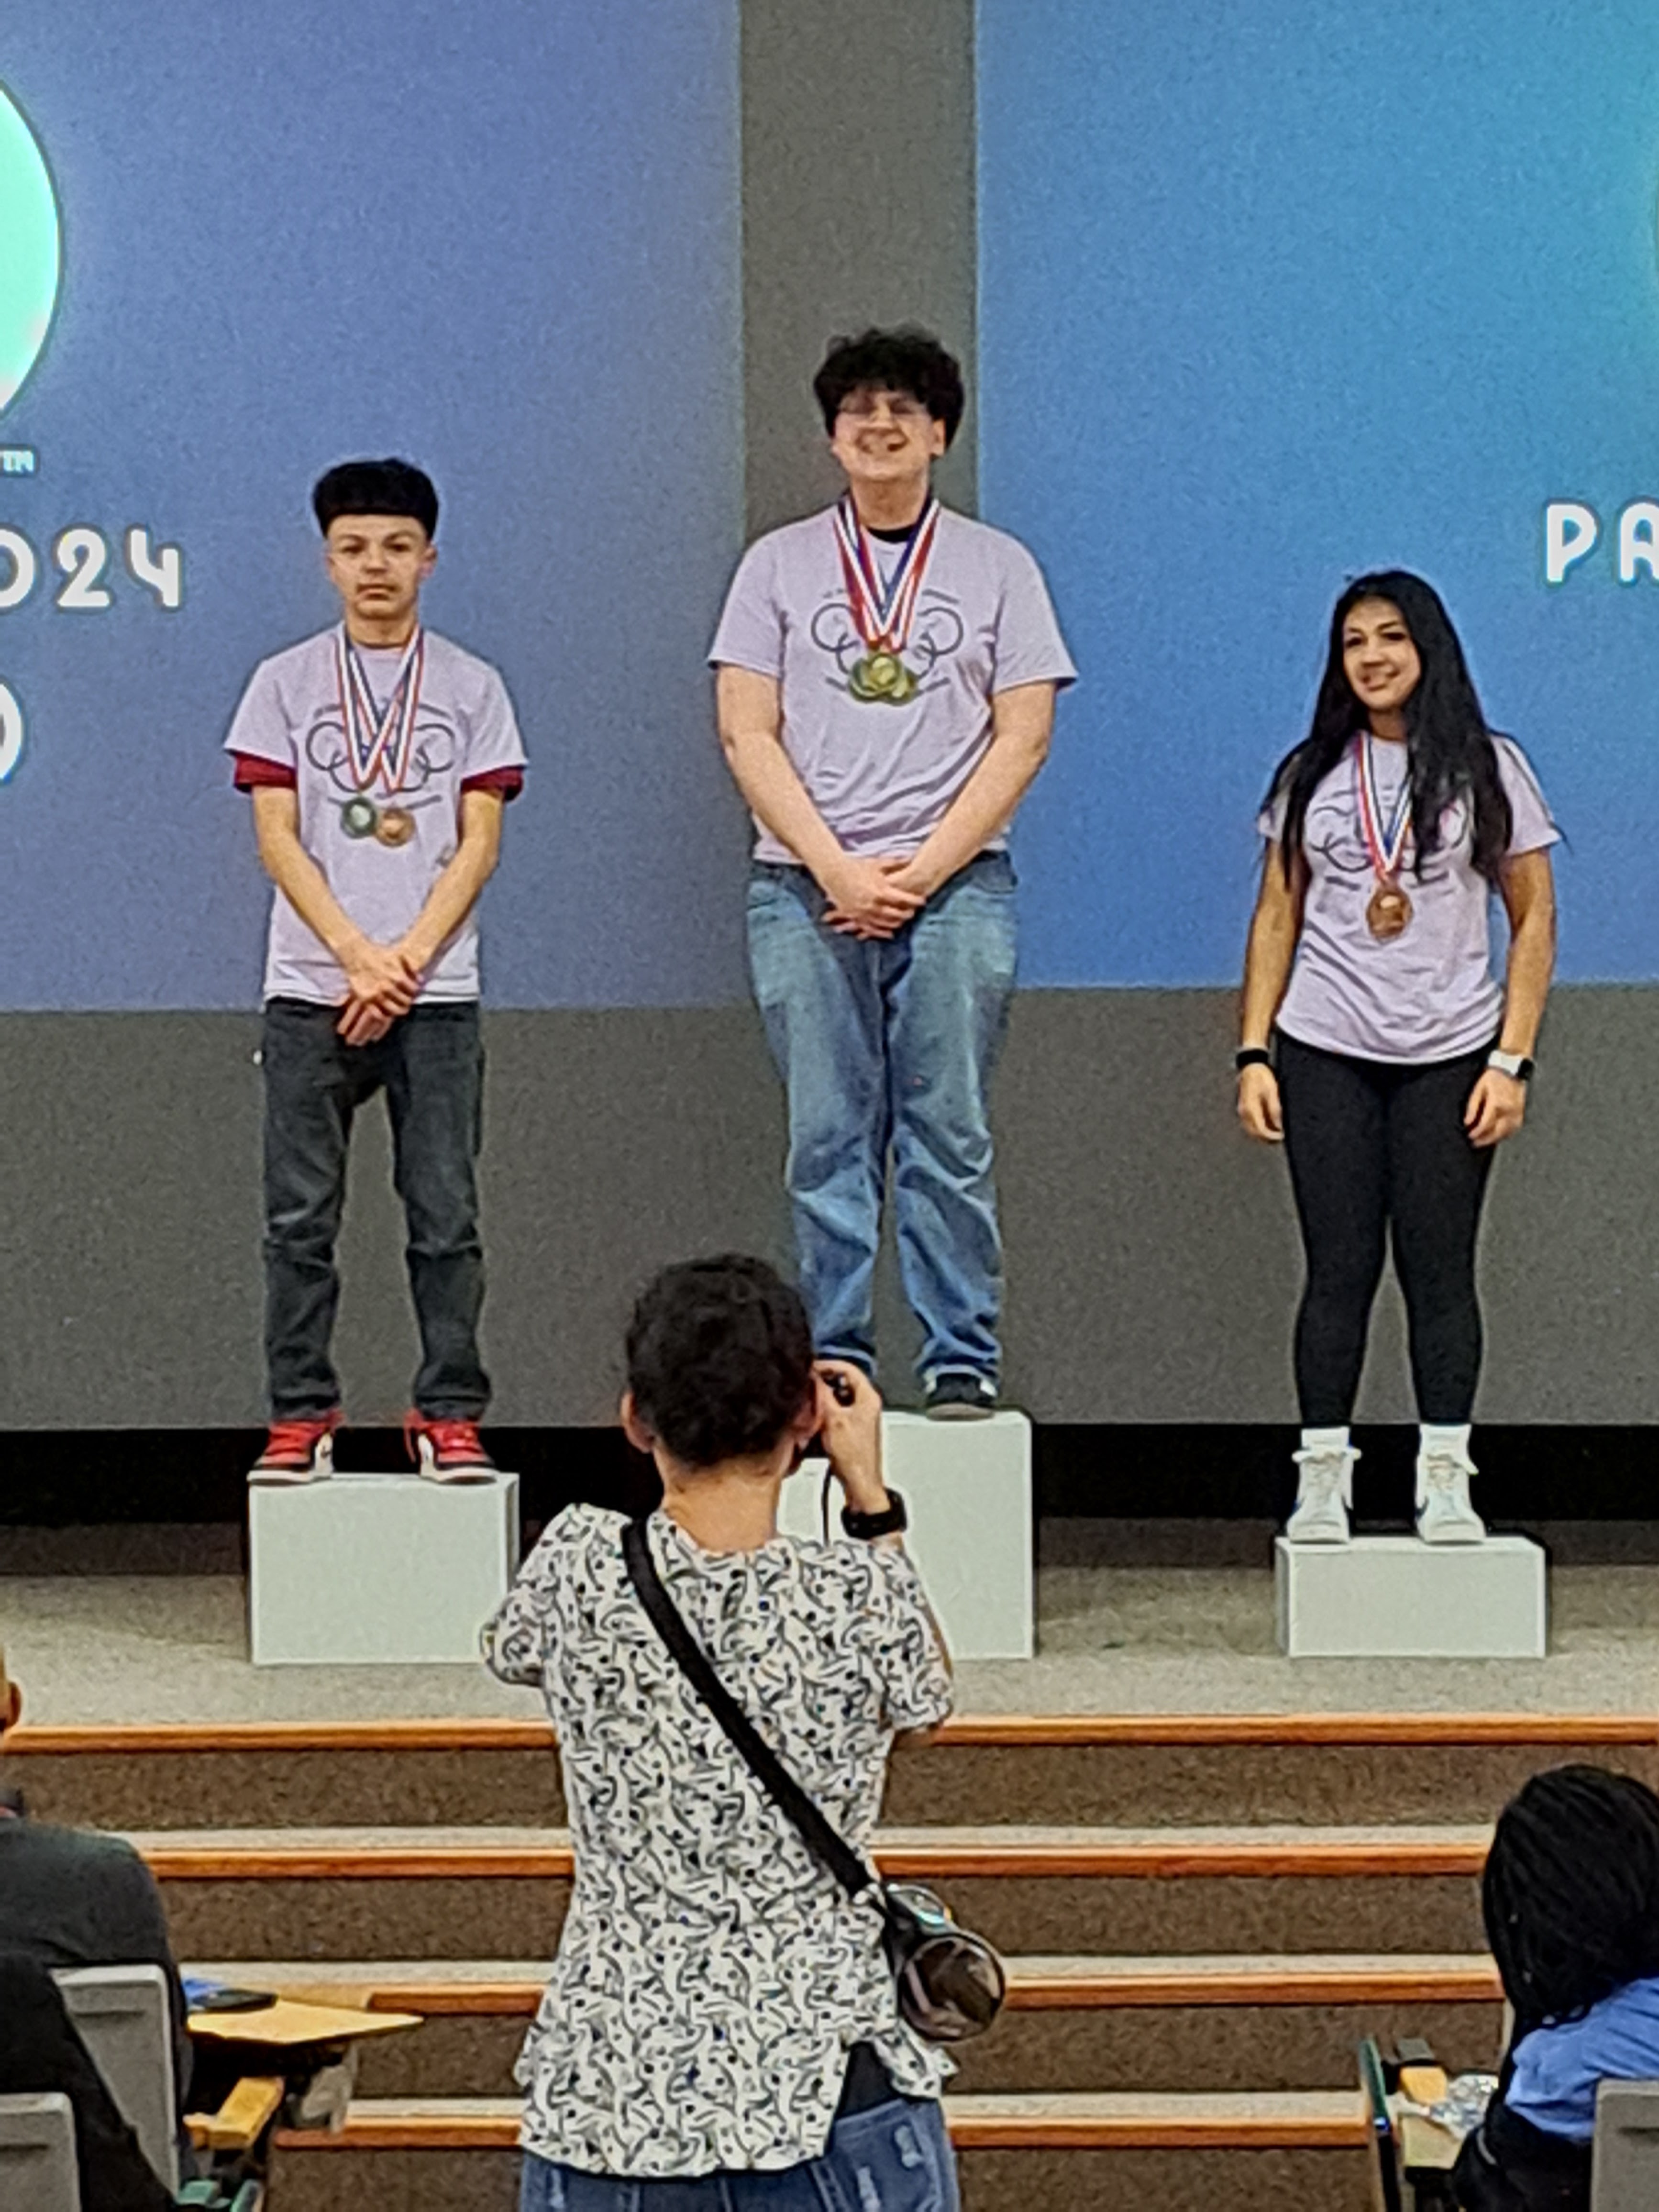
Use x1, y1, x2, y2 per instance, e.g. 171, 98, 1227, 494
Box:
260, 997, 488, 1419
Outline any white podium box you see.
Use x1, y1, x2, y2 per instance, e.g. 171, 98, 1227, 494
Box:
1275, 1534, 1546, 1659
778, 1411, 1032, 1661
249, 1471, 518, 1665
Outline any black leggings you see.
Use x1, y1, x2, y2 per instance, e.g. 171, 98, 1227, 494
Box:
1277, 1030, 1496, 1427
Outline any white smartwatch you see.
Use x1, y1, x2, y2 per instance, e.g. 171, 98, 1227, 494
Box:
1487, 1048, 1535, 1082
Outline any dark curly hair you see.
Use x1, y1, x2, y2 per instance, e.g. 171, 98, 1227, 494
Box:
1483, 1765, 1659, 2032
1264, 570, 1513, 885
625, 1255, 816, 1469
312, 457, 439, 539
813, 327, 966, 446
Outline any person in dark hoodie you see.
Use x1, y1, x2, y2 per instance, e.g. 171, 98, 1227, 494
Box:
0, 1650, 189, 2207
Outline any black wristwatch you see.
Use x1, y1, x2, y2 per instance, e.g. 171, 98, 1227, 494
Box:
841, 1487, 908, 1540
1235, 1046, 1273, 1072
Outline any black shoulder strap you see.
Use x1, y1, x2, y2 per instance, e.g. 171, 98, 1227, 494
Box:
621, 1516, 876, 1902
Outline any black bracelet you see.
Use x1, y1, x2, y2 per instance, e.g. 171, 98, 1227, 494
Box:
1235, 1046, 1273, 1072
841, 1487, 908, 1540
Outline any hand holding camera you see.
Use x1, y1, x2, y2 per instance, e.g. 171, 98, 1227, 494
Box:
812, 1360, 888, 1515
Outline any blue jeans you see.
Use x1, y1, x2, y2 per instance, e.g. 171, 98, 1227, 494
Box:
747, 853, 1017, 1385
260, 997, 489, 1419
519, 2097, 959, 2212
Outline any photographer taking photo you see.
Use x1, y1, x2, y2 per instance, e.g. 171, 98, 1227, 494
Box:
484, 1253, 958, 2211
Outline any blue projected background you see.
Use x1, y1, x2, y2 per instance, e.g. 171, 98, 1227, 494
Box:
979, 0, 1659, 986
0, 1, 742, 1009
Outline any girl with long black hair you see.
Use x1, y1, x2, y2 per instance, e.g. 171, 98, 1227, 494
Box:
1237, 572, 1557, 1543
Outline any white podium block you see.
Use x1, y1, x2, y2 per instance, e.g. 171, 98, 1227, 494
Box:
249, 1471, 518, 1665
1275, 1534, 1546, 1659
778, 1411, 1032, 1660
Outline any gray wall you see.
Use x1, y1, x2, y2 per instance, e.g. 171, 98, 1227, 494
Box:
6, 1, 1654, 1431
741, 0, 977, 532
0, 988, 1653, 1427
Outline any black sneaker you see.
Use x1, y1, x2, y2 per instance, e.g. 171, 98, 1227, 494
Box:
924, 1373, 998, 1421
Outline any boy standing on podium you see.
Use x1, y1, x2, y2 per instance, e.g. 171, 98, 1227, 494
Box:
226, 459, 526, 1483
711, 330, 1073, 1416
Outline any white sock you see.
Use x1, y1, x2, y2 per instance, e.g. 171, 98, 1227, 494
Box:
1419, 1423, 1472, 1461
1300, 1426, 1350, 1454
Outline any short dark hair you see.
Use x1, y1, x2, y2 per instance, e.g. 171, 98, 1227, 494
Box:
312, 458, 439, 539
1483, 1765, 1659, 2027
625, 1255, 815, 1468
813, 327, 966, 446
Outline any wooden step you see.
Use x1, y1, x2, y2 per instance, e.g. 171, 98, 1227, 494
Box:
139, 1820, 1493, 1879
199, 1952, 1501, 2097
10, 1710, 1655, 1831
266, 2092, 1375, 2212
143, 1822, 1493, 1961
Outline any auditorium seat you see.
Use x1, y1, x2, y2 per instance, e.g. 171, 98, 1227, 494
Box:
0, 2092, 79, 2212
53, 1964, 178, 2193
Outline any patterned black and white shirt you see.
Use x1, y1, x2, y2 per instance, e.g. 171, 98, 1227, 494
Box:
482, 1503, 955, 2177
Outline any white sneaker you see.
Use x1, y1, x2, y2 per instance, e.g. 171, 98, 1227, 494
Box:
1416, 1450, 1486, 1544
1285, 1445, 1356, 1544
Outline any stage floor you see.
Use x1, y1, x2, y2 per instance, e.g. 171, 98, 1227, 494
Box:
5, 1519, 1659, 1723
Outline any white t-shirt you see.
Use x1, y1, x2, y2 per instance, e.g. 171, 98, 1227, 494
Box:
225, 626, 526, 1005
710, 504, 1075, 863
1261, 733, 1558, 1062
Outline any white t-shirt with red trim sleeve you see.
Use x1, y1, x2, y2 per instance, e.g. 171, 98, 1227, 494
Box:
225, 625, 526, 1006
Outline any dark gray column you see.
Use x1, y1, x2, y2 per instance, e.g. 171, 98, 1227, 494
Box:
740, 0, 978, 536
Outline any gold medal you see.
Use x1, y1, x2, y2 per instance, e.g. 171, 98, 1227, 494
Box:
835, 497, 940, 707
850, 649, 912, 702
375, 806, 416, 848
1366, 882, 1413, 939
341, 796, 378, 839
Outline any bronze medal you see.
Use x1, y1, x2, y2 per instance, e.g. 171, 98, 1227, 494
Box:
375, 806, 416, 848
1366, 882, 1413, 940
1354, 735, 1415, 942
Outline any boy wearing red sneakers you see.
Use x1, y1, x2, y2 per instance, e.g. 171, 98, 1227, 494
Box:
226, 459, 526, 1483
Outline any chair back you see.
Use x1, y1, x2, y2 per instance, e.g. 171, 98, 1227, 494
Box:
51, 1965, 177, 2192
1592, 2078, 1659, 2211
1358, 2035, 1405, 2212
0, 2090, 80, 2212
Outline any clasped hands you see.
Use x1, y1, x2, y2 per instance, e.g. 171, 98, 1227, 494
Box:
336, 934, 430, 1045
819, 853, 934, 939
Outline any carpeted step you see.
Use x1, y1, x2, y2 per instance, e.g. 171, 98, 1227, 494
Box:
191, 1951, 1502, 2098
141, 1822, 1493, 1960
10, 1711, 1655, 1830
266, 2091, 1375, 2212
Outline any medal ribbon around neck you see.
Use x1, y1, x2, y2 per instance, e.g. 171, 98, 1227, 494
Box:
833, 495, 941, 658
1354, 731, 1413, 885
334, 626, 424, 796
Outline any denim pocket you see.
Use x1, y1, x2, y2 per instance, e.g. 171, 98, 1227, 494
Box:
818, 2101, 950, 2212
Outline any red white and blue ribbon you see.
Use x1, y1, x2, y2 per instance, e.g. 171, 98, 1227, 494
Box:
1353, 733, 1412, 882
334, 626, 424, 794
832, 495, 941, 653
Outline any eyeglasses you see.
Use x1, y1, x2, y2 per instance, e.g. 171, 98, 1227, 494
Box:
836, 395, 933, 425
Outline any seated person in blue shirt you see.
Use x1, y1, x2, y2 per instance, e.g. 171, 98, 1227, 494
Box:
1455, 1765, 1659, 2210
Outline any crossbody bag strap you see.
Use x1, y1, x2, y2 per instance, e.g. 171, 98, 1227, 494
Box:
621, 1515, 876, 1903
